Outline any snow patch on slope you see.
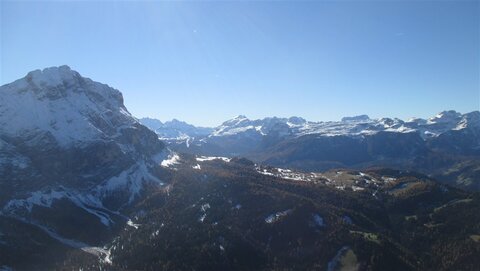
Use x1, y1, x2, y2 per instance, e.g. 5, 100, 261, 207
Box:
3, 162, 164, 223
160, 154, 181, 168
94, 162, 164, 204
265, 209, 292, 223
2, 188, 113, 226
196, 156, 231, 162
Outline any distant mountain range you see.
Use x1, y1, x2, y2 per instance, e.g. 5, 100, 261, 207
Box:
140, 117, 213, 140
1, 66, 479, 270
141, 110, 480, 190
142, 110, 480, 141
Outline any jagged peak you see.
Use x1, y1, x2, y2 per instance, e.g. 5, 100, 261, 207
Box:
430, 110, 461, 121
164, 119, 196, 129
27, 65, 74, 78
221, 115, 250, 126
21, 65, 85, 90
233, 115, 248, 120
288, 116, 306, 125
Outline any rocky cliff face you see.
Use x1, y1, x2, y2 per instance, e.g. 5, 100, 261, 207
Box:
0, 66, 167, 258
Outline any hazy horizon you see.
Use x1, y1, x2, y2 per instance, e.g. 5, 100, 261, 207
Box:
1, 1, 479, 126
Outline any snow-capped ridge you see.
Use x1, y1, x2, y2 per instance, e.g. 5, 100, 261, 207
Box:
220, 115, 250, 127
144, 110, 480, 144
428, 110, 462, 124
141, 110, 479, 142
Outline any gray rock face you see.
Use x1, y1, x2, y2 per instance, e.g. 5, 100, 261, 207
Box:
0, 66, 166, 236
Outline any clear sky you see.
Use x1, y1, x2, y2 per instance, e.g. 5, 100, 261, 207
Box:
1, 1, 479, 127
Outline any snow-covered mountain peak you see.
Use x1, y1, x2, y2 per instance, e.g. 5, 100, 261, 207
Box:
220, 115, 250, 127
231, 115, 249, 122
26, 65, 78, 88
4, 65, 124, 105
287, 116, 307, 126
0, 66, 134, 146
0, 67, 168, 246
428, 110, 462, 124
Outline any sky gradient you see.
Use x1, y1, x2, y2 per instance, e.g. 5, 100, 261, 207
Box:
1, 1, 479, 127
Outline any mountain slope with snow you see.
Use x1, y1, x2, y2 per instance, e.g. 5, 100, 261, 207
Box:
0, 66, 173, 267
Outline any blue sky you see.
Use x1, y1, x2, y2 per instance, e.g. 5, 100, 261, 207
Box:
1, 1, 479, 127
